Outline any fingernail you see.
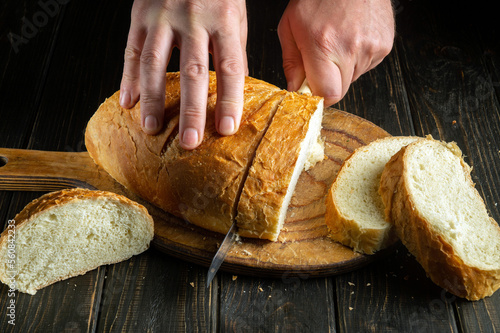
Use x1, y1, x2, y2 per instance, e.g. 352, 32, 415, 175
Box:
181, 127, 199, 147
144, 115, 159, 132
120, 90, 131, 107
219, 116, 235, 135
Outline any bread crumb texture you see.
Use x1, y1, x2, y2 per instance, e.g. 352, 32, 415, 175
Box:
0, 188, 154, 295
380, 137, 500, 300
404, 140, 500, 270
326, 136, 420, 254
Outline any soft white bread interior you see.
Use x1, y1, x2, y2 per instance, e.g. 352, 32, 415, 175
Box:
379, 138, 500, 300
325, 136, 420, 254
0, 188, 154, 295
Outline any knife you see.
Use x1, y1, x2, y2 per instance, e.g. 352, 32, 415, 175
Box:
206, 222, 237, 287
205, 79, 312, 287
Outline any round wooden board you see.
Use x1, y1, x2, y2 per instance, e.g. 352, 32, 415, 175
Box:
149, 108, 392, 278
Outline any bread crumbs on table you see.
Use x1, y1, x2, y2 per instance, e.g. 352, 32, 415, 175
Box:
348, 282, 355, 286
232, 275, 238, 281
258, 286, 264, 292
189, 282, 195, 287
349, 307, 354, 311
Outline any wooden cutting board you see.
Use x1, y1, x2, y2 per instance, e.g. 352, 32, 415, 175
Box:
0, 108, 391, 278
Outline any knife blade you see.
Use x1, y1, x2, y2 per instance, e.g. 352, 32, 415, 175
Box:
206, 222, 237, 287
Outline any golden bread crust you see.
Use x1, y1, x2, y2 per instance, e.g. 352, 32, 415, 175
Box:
236, 92, 323, 241
379, 141, 500, 300
85, 72, 286, 235
325, 185, 397, 255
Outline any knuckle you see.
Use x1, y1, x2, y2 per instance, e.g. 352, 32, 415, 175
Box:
311, 27, 335, 51
364, 35, 394, 59
140, 91, 164, 106
380, 36, 395, 55
217, 98, 241, 114
282, 58, 301, 73
124, 45, 142, 63
215, 6, 240, 26
349, 35, 365, 54
181, 62, 208, 80
335, 33, 364, 57
218, 57, 244, 77
183, 0, 205, 17
211, 6, 245, 37
181, 106, 205, 122
140, 48, 163, 68
310, 28, 345, 62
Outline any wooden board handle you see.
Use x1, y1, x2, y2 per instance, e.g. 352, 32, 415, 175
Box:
0, 148, 100, 191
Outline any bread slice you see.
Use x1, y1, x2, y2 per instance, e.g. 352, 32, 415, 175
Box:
379, 138, 500, 300
85, 72, 325, 240
325, 136, 420, 254
236, 92, 324, 240
0, 188, 154, 294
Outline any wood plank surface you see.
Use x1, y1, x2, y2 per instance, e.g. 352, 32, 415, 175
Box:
0, 0, 499, 331
395, 1, 500, 331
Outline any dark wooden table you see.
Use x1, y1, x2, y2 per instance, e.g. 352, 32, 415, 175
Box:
1, 0, 499, 332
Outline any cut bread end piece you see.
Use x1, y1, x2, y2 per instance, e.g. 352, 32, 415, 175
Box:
0, 188, 154, 295
236, 92, 325, 241
325, 136, 421, 254
380, 138, 500, 300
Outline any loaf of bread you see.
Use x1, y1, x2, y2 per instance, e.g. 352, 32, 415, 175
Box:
325, 136, 420, 254
379, 138, 500, 300
0, 188, 154, 295
85, 72, 324, 241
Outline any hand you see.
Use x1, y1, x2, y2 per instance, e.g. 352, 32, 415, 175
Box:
120, 0, 248, 150
278, 0, 395, 106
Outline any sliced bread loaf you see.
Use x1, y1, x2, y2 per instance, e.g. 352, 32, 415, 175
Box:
379, 138, 500, 300
85, 72, 325, 241
325, 136, 420, 254
85, 72, 284, 235
0, 188, 154, 294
